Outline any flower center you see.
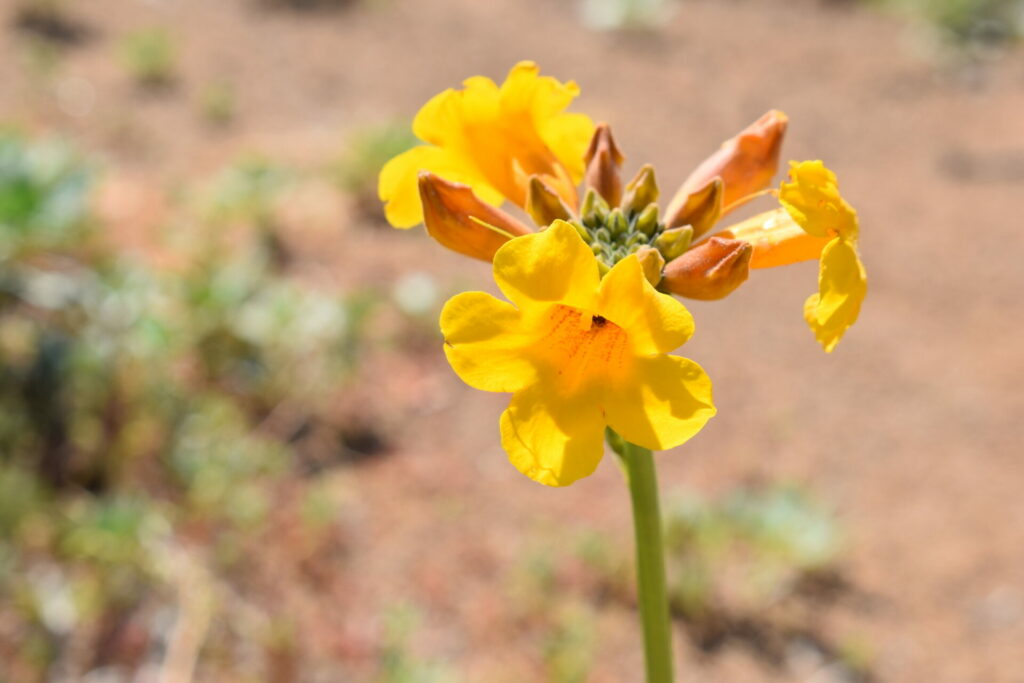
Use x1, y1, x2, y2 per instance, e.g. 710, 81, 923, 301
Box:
573, 201, 664, 272
531, 304, 631, 396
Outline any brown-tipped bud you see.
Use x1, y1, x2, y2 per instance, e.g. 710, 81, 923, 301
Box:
654, 225, 693, 261
418, 172, 533, 262
663, 177, 723, 238
621, 164, 659, 215
584, 123, 625, 207
667, 110, 788, 218
634, 247, 665, 287
526, 175, 574, 227
660, 237, 752, 301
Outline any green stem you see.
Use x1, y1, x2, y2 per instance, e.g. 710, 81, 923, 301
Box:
614, 435, 675, 682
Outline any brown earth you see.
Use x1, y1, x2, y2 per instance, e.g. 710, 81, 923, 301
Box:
2, 0, 1023, 680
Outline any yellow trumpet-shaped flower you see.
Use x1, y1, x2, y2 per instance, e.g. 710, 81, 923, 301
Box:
379, 61, 595, 228
441, 220, 716, 487
721, 161, 866, 352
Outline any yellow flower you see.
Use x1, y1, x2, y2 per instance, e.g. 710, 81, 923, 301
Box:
721, 161, 866, 352
441, 220, 716, 487
378, 61, 595, 228
378, 63, 866, 352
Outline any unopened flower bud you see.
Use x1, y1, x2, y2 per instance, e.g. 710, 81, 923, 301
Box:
625, 231, 647, 248
634, 203, 660, 236
634, 247, 665, 287
608, 208, 629, 237
580, 188, 609, 227
663, 177, 723, 238
654, 225, 694, 261
583, 123, 625, 207
621, 164, 659, 215
418, 172, 533, 261
569, 221, 591, 242
526, 175, 574, 227
666, 110, 788, 217
660, 237, 752, 300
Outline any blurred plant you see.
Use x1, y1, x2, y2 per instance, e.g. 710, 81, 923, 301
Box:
375, 605, 459, 683
333, 122, 417, 221
662, 484, 843, 621
199, 81, 237, 127
203, 157, 295, 265
255, 0, 359, 12
0, 132, 93, 257
118, 28, 177, 89
19, 37, 63, 86
578, 0, 677, 30
13, 0, 89, 45
542, 602, 597, 683
0, 133, 377, 680
880, 0, 1024, 54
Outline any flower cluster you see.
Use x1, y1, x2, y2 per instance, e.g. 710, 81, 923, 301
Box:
379, 62, 867, 484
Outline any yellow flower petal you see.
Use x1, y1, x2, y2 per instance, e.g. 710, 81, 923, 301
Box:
596, 255, 695, 356
604, 355, 716, 452
493, 220, 600, 313
804, 237, 867, 353
779, 160, 858, 240
719, 208, 830, 270
380, 62, 594, 228
379, 146, 501, 228
441, 292, 537, 393
501, 382, 605, 487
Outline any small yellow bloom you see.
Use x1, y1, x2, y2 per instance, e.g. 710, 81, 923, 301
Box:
780, 161, 866, 352
720, 161, 866, 351
379, 61, 595, 228
441, 220, 716, 487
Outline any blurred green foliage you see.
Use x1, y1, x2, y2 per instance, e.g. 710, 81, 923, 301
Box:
663, 484, 843, 620
0, 132, 93, 256
333, 122, 417, 219
375, 605, 459, 683
880, 0, 1024, 50
199, 81, 237, 127
0, 132, 373, 680
118, 28, 177, 88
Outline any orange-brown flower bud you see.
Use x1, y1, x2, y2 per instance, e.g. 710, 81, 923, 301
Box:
583, 123, 625, 207
418, 172, 533, 262
660, 237, 752, 301
663, 177, 723, 238
526, 175, 574, 227
666, 110, 788, 218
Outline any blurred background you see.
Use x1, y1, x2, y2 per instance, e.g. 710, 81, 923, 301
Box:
1, 0, 1022, 681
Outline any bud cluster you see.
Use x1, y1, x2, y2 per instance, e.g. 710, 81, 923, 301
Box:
569, 165, 694, 279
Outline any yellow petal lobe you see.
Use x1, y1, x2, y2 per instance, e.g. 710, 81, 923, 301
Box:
597, 255, 695, 356
804, 238, 867, 352
779, 160, 858, 240
380, 62, 594, 228
501, 384, 606, 487
493, 220, 600, 313
604, 355, 716, 452
441, 292, 537, 393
